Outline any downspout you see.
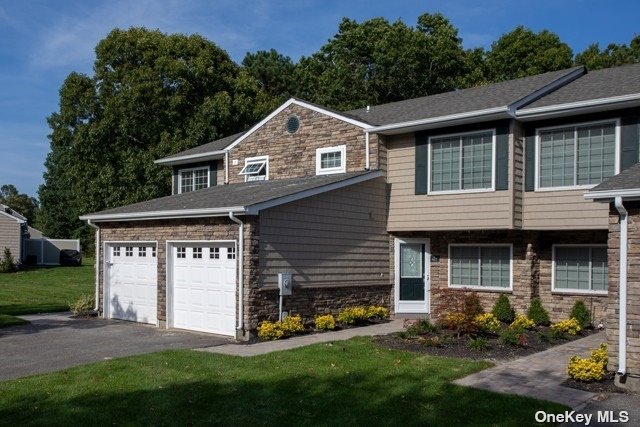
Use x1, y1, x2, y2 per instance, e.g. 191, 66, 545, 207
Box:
365, 131, 371, 170
228, 212, 244, 338
225, 151, 229, 184
86, 219, 100, 312
614, 196, 628, 375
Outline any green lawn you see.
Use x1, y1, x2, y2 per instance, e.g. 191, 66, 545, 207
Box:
0, 258, 94, 317
0, 337, 566, 426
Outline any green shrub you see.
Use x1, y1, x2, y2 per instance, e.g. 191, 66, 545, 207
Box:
365, 306, 389, 320
404, 319, 437, 337
537, 331, 552, 344
499, 328, 520, 346
492, 294, 515, 323
420, 336, 447, 347
281, 314, 305, 334
527, 298, 551, 326
257, 321, 284, 340
570, 300, 592, 329
468, 337, 489, 351
314, 314, 336, 331
510, 314, 535, 330
463, 292, 484, 318
0, 247, 16, 273
69, 294, 95, 316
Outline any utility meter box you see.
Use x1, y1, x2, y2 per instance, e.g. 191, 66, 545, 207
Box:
278, 272, 293, 296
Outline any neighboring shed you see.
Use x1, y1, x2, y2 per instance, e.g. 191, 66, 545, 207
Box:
0, 206, 23, 262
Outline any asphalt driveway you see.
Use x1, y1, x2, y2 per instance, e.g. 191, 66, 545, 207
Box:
0, 312, 232, 381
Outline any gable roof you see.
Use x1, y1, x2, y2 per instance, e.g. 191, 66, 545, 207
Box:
155, 131, 246, 165
0, 203, 26, 223
519, 63, 640, 119
585, 163, 640, 200
80, 171, 381, 221
345, 66, 585, 133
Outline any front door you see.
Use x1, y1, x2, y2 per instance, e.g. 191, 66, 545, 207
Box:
395, 238, 430, 313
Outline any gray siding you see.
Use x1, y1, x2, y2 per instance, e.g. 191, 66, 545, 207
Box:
0, 214, 21, 261
387, 132, 513, 231
523, 190, 608, 229
259, 177, 389, 287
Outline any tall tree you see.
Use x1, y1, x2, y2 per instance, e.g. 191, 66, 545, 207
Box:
575, 36, 640, 70
0, 184, 39, 225
486, 26, 573, 81
295, 13, 467, 110
40, 28, 275, 248
242, 49, 298, 101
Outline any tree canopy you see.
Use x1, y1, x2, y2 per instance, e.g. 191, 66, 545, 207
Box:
0, 184, 39, 225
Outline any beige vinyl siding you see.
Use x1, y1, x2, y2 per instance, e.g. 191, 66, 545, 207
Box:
387, 133, 512, 231
523, 190, 609, 229
0, 214, 22, 261
259, 177, 389, 287
216, 159, 225, 185
512, 121, 524, 228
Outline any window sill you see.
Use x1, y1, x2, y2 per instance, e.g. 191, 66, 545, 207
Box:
316, 168, 346, 176
428, 188, 495, 196
534, 184, 597, 192
448, 285, 512, 293
551, 289, 608, 297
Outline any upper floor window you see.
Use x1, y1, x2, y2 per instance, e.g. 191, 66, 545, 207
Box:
429, 130, 494, 193
240, 156, 268, 182
316, 145, 346, 175
179, 167, 209, 193
536, 121, 618, 190
553, 245, 607, 293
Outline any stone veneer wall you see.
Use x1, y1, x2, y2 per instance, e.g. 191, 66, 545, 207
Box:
607, 201, 640, 381
391, 230, 609, 322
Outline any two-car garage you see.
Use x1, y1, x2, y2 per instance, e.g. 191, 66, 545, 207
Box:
104, 241, 237, 337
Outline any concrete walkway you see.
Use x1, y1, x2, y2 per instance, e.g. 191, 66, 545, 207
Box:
454, 331, 606, 408
200, 319, 404, 356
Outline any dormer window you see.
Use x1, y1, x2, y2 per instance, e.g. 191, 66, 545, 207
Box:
179, 167, 209, 193
240, 156, 269, 182
316, 145, 346, 175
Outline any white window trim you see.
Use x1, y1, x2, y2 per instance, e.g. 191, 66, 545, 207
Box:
427, 128, 496, 195
316, 145, 347, 175
534, 119, 620, 192
448, 243, 513, 292
241, 155, 269, 182
551, 244, 608, 295
178, 166, 210, 194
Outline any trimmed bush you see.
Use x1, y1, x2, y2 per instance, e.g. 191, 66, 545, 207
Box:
404, 319, 437, 337
474, 313, 500, 334
257, 321, 284, 340
0, 247, 16, 273
70, 294, 95, 316
468, 337, 489, 351
570, 300, 592, 329
551, 318, 582, 337
365, 306, 389, 320
568, 343, 608, 382
527, 298, 550, 326
281, 314, 304, 334
337, 307, 368, 325
492, 294, 515, 323
499, 328, 520, 346
510, 314, 535, 330
314, 314, 336, 331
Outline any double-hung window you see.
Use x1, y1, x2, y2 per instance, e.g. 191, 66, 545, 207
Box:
316, 145, 346, 175
537, 121, 617, 189
179, 167, 209, 193
553, 245, 608, 293
430, 130, 494, 193
449, 244, 512, 290
240, 156, 268, 181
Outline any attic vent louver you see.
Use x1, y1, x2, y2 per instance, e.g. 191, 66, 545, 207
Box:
286, 115, 300, 134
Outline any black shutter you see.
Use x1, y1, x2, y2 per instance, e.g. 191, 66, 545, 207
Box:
210, 161, 218, 186
494, 127, 509, 190
415, 131, 429, 195
620, 116, 640, 171
524, 133, 536, 192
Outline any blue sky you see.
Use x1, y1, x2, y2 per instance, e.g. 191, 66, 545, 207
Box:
1, 0, 638, 198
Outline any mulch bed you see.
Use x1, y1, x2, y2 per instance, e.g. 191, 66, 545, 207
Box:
374, 326, 600, 362
562, 372, 632, 394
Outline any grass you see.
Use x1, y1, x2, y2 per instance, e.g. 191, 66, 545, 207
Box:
0, 337, 566, 426
0, 258, 94, 316
0, 314, 29, 327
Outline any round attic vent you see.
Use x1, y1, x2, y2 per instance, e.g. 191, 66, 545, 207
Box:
286, 115, 300, 134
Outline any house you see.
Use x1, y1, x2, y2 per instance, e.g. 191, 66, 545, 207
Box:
80, 63, 640, 388
0, 203, 80, 266
585, 163, 640, 391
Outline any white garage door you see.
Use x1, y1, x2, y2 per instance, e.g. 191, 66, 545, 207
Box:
106, 243, 157, 324
169, 242, 237, 336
